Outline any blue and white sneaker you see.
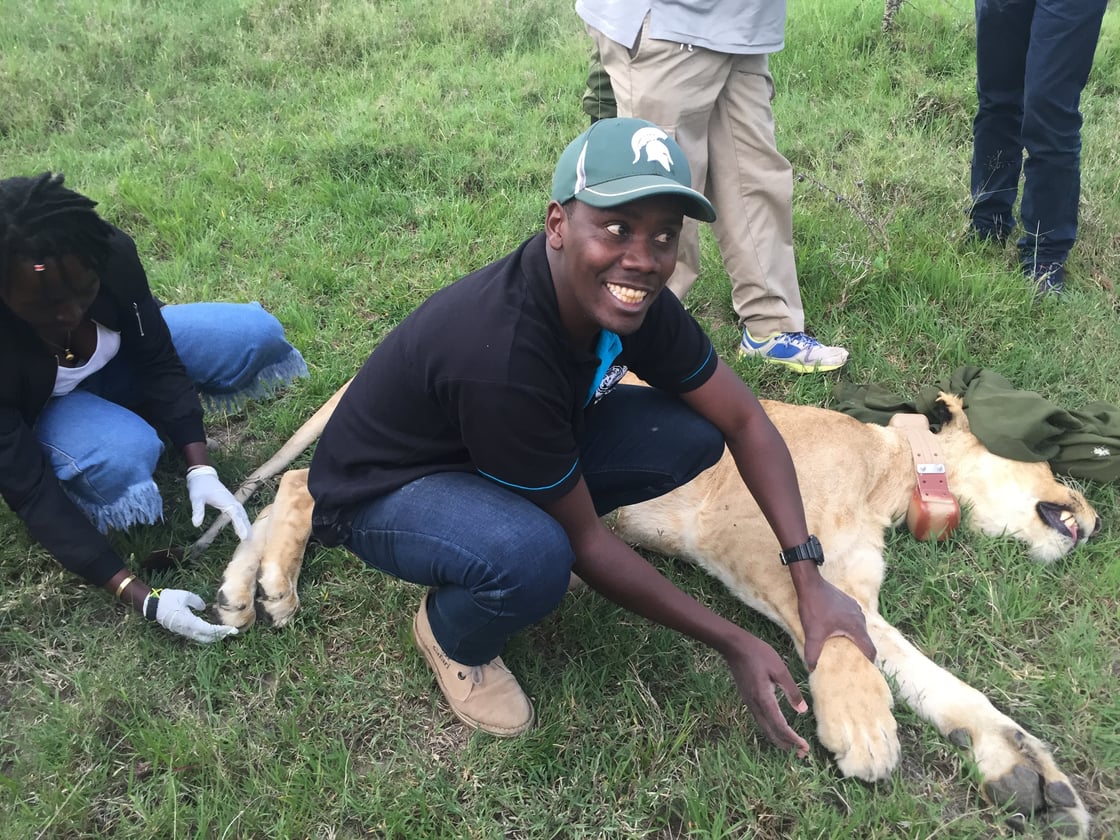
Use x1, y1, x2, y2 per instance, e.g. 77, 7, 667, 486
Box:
739, 328, 849, 373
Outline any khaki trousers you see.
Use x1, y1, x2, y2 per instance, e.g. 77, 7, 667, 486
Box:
590, 23, 805, 335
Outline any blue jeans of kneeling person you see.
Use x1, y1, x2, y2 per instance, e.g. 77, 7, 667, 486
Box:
969, 0, 1107, 269
35, 302, 308, 532
343, 384, 726, 666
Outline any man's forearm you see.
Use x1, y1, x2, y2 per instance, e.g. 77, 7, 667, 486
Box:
572, 526, 749, 657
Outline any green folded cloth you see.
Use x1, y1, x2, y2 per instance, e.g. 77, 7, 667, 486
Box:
833, 366, 1120, 483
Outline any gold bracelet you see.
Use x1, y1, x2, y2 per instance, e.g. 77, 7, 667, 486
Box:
114, 574, 137, 598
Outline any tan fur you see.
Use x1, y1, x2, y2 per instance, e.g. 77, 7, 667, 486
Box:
216, 467, 313, 628
613, 394, 1095, 836
217, 385, 1096, 836
189, 380, 350, 559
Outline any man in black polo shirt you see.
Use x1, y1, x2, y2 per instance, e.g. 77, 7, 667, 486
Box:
308, 118, 875, 749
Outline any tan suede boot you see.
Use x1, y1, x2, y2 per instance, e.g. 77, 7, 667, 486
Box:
412, 592, 534, 737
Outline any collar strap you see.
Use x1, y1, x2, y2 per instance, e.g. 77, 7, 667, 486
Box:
888, 413, 961, 541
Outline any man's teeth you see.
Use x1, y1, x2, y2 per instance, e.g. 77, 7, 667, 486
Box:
607, 283, 647, 304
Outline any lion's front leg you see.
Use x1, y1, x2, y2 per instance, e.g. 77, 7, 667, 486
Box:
693, 551, 901, 783
873, 619, 1090, 837
254, 468, 313, 628
794, 545, 900, 782
215, 503, 274, 629
809, 636, 900, 781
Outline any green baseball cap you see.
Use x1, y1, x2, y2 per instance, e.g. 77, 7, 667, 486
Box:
551, 118, 717, 222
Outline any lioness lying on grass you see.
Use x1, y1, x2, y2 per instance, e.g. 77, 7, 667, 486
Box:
216, 382, 1097, 838
612, 390, 1097, 838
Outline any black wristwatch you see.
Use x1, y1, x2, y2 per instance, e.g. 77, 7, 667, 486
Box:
779, 535, 824, 566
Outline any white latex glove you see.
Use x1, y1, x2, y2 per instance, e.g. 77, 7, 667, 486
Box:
144, 588, 239, 643
186, 465, 251, 539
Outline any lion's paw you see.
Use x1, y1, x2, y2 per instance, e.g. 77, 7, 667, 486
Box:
256, 565, 300, 628
214, 583, 257, 630
257, 587, 300, 628
962, 725, 1090, 838
809, 638, 900, 781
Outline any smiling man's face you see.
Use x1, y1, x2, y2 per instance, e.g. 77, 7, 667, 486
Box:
545, 195, 685, 347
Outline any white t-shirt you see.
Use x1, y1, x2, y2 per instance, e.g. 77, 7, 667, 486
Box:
52, 322, 123, 396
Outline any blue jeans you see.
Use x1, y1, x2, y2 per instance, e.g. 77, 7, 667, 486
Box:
969, 0, 1107, 269
35, 302, 308, 532
343, 385, 725, 665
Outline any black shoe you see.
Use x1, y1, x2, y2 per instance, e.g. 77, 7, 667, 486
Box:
1026, 262, 1065, 297
967, 225, 1008, 248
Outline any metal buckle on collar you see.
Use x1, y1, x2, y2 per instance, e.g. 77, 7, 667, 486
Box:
888, 413, 961, 541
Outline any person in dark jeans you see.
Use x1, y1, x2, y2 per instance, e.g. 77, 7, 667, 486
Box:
969, 0, 1108, 295
308, 118, 875, 741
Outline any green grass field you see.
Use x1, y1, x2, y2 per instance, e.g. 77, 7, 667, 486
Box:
2, 0, 1118, 837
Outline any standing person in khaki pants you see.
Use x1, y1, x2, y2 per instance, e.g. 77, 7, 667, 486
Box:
576, 0, 849, 373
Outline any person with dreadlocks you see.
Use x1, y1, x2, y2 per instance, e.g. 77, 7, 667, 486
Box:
0, 172, 308, 642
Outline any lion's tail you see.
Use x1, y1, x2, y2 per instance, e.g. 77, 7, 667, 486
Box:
232, 378, 351, 502
188, 378, 352, 558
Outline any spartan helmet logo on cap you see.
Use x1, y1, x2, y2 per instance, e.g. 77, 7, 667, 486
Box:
630, 126, 674, 172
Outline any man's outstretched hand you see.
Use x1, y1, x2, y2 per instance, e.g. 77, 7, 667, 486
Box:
725, 634, 811, 758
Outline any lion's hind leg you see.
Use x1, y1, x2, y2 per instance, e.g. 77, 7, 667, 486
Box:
215, 502, 274, 629
254, 468, 313, 628
809, 636, 900, 781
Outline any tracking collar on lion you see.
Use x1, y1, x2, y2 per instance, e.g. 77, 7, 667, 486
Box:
888, 413, 961, 541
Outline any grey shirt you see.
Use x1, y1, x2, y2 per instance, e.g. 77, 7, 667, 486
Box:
575, 0, 786, 55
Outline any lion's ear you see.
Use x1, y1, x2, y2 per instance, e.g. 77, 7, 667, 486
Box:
934, 392, 970, 433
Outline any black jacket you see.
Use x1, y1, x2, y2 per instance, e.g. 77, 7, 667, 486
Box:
309, 233, 717, 544
0, 228, 205, 585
